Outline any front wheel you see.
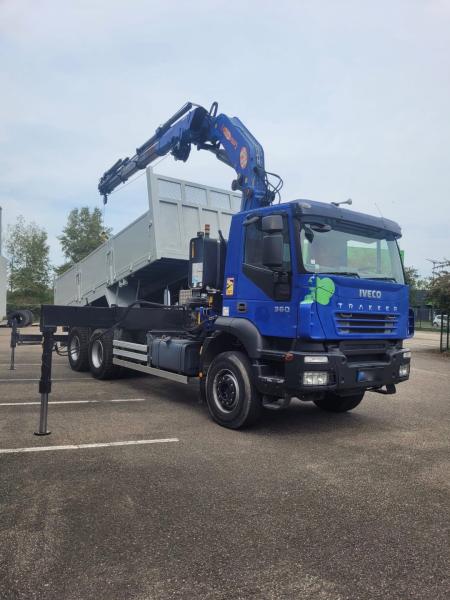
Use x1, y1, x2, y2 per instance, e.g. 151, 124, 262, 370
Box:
314, 391, 364, 413
205, 351, 262, 429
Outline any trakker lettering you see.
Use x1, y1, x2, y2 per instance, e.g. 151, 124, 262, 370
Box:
337, 302, 398, 312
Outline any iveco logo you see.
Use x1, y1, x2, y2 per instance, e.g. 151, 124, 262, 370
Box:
359, 289, 382, 299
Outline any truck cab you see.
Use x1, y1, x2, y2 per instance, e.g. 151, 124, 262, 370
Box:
199, 199, 412, 424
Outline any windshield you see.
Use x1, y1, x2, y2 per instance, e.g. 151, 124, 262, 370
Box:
297, 219, 405, 283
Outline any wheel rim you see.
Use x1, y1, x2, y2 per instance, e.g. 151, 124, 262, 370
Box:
212, 369, 239, 413
91, 339, 104, 369
69, 335, 80, 361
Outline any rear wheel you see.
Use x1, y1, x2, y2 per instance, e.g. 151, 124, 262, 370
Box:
205, 351, 262, 429
68, 327, 90, 372
88, 329, 121, 379
24, 309, 34, 326
314, 391, 364, 413
8, 310, 31, 327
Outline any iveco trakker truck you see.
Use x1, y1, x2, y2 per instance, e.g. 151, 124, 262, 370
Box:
42, 101, 413, 429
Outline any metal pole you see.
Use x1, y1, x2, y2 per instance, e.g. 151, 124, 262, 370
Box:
35, 327, 55, 436
9, 319, 17, 370
446, 313, 450, 350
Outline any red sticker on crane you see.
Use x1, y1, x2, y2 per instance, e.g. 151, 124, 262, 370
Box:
240, 146, 248, 169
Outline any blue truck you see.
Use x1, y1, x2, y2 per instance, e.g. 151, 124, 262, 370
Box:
34, 101, 413, 431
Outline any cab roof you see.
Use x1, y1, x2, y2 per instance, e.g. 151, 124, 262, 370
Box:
292, 199, 402, 238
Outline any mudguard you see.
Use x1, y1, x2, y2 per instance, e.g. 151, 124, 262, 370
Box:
213, 317, 266, 358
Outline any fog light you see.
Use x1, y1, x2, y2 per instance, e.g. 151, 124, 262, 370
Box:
303, 371, 329, 386
399, 364, 410, 377
402, 349, 411, 359
304, 355, 329, 364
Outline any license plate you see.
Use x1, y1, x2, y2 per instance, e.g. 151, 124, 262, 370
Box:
357, 370, 377, 383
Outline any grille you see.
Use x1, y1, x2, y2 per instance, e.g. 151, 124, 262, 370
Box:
335, 312, 399, 335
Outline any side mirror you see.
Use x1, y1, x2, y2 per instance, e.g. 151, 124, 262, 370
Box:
262, 233, 284, 268
262, 214, 283, 233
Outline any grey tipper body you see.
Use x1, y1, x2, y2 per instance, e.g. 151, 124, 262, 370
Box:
54, 167, 240, 308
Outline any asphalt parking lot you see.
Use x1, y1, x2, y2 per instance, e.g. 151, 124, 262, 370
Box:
0, 327, 448, 600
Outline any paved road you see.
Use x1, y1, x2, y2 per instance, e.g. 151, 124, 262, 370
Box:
0, 327, 448, 600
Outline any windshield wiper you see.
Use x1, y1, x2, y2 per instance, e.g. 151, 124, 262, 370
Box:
366, 276, 397, 282
324, 271, 360, 278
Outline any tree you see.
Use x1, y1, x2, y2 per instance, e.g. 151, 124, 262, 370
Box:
427, 269, 450, 312
6, 215, 52, 308
57, 207, 111, 274
404, 266, 418, 287
404, 266, 429, 305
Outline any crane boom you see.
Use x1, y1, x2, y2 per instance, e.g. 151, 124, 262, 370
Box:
98, 102, 278, 212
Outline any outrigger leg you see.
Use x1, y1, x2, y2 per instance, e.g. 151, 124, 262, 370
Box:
35, 326, 56, 436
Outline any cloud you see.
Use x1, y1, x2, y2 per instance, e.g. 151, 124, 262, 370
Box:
1, 0, 449, 274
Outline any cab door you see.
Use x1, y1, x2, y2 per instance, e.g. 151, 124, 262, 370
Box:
236, 212, 297, 338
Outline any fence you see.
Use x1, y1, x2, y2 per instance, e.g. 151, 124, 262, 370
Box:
437, 312, 449, 352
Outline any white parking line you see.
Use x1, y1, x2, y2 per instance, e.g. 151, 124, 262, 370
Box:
0, 438, 179, 455
0, 363, 67, 366
0, 398, 146, 407
0, 363, 57, 366
0, 378, 92, 382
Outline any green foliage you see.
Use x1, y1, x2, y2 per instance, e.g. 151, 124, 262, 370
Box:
58, 207, 112, 271
404, 266, 430, 305
404, 266, 419, 288
54, 261, 75, 277
427, 270, 450, 311
6, 216, 51, 300
7, 289, 53, 320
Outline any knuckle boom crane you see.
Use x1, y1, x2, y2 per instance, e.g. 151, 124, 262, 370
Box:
98, 101, 282, 212
30, 100, 412, 434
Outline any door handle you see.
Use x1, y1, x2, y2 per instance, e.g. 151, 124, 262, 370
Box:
237, 302, 247, 313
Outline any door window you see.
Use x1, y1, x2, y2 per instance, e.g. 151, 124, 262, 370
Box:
244, 218, 291, 271
243, 215, 291, 300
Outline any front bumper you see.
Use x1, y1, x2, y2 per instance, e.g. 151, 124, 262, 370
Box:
256, 343, 410, 397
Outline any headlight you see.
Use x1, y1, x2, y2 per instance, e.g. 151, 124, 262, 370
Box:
399, 364, 410, 377
303, 371, 329, 386
402, 349, 411, 359
304, 355, 329, 364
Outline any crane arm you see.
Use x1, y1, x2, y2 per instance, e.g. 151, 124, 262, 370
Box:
98, 102, 279, 212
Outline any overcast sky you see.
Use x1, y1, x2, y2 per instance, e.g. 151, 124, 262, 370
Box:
1, 0, 449, 275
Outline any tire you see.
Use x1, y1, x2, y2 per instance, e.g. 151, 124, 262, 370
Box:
88, 329, 121, 379
23, 309, 34, 326
205, 351, 262, 429
8, 310, 30, 327
67, 327, 90, 372
314, 391, 364, 413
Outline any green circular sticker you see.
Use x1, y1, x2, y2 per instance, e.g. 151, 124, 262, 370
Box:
302, 276, 335, 306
